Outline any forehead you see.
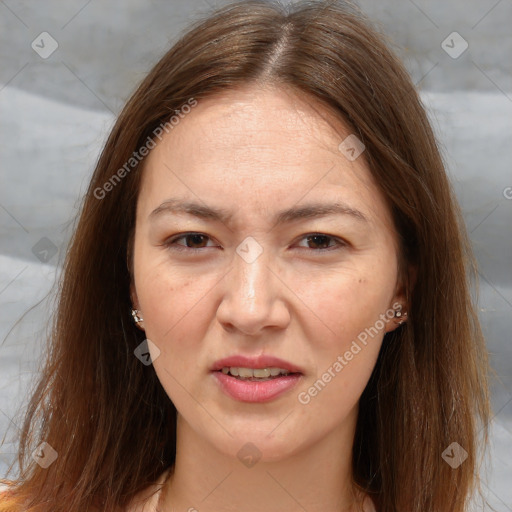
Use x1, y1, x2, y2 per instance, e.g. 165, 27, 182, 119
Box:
170, 86, 351, 168
137, 85, 394, 233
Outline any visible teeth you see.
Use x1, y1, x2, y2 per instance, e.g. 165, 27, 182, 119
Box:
220, 367, 292, 379
238, 367, 253, 378
253, 368, 271, 378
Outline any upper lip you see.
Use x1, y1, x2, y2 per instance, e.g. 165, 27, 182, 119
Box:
211, 354, 304, 374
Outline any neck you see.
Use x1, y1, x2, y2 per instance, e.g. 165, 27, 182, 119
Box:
159, 407, 366, 512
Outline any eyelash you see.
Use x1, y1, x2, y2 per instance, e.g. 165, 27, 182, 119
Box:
162, 232, 347, 253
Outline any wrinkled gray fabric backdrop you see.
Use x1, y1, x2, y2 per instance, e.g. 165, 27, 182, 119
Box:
1, 1, 511, 509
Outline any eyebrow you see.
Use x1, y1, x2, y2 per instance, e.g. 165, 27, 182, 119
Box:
149, 199, 368, 226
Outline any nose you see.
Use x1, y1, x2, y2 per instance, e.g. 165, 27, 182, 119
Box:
216, 246, 291, 336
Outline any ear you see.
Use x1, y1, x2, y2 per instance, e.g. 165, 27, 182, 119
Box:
384, 263, 417, 334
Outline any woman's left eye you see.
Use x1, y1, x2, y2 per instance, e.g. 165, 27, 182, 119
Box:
162, 232, 346, 252
295, 234, 345, 251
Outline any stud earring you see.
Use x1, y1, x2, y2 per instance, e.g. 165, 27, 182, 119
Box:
131, 308, 144, 327
394, 306, 408, 325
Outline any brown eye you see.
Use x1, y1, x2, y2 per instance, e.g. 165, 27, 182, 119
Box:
164, 233, 215, 251
305, 234, 333, 249
181, 234, 209, 248
297, 234, 345, 251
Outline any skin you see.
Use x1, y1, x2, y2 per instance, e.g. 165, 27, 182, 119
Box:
129, 84, 409, 512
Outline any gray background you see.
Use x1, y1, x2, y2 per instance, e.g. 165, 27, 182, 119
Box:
0, 0, 511, 509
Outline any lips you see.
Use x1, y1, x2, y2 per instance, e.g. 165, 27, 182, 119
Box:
210, 354, 304, 403
210, 354, 304, 374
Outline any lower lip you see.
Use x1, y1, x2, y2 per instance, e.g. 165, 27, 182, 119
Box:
212, 371, 302, 403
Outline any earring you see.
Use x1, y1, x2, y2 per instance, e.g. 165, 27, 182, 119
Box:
131, 308, 144, 326
394, 306, 408, 325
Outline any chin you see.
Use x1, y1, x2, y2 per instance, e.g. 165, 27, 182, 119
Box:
209, 427, 309, 465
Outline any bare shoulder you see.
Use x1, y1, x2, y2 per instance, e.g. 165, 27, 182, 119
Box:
124, 485, 160, 512
124, 468, 172, 512
363, 494, 377, 512
1, 471, 174, 512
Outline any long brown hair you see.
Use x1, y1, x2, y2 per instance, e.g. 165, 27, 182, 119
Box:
0, 1, 490, 510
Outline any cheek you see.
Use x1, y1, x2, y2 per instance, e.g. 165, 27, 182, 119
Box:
133, 247, 203, 347
134, 266, 217, 407
292, 263, 394, 412
294, 276, 388, 422
137, 270, 209, 345
296, 265, 395, 352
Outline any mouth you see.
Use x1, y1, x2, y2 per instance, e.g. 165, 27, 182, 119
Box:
210, 356, 304, 403
217, 366, 299, 381
211, 354, 304, 375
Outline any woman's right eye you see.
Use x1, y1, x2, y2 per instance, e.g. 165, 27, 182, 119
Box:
163, 233, 217, 252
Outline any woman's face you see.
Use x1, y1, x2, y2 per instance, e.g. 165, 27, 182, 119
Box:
131, 85, 406, 461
